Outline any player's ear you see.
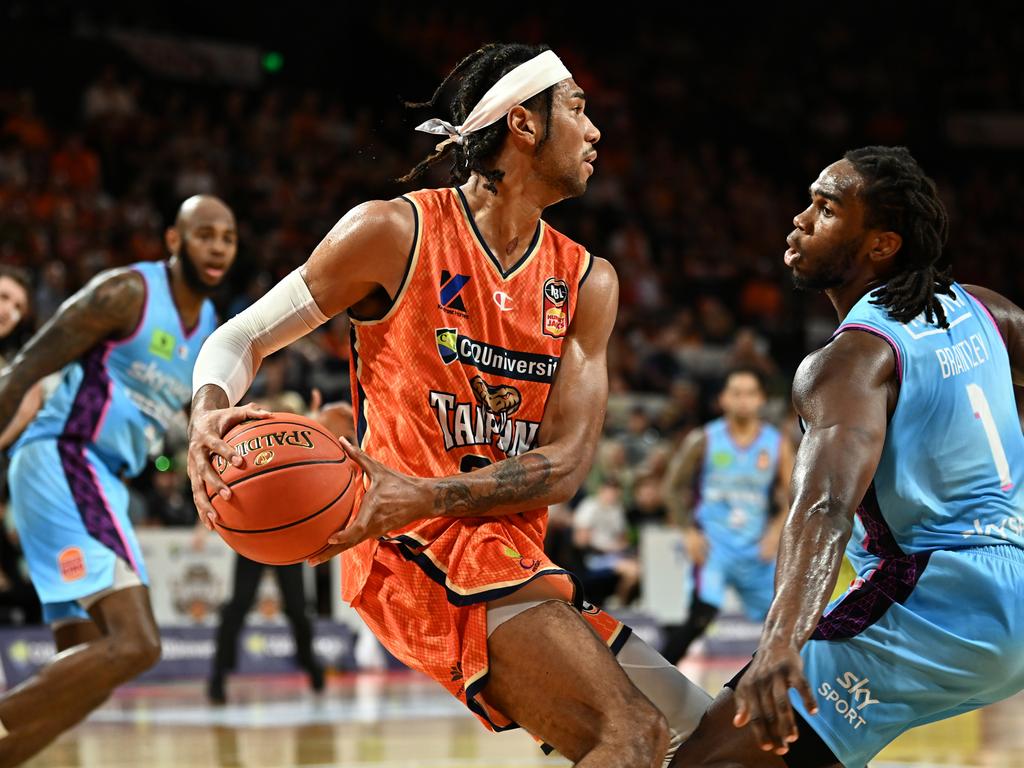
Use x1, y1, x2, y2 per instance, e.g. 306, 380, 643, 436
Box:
868, 231, 901, 264
506, 105, 538, 148
165, 226, 181, 256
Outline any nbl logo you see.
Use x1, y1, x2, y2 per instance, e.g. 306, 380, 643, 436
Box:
544, 280, 568, 304
542, 277, 569, 338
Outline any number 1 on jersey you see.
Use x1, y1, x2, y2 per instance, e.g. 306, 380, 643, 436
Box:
966, 383, 1013, 491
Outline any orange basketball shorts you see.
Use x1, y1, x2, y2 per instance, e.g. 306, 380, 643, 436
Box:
348, 519, 630, 731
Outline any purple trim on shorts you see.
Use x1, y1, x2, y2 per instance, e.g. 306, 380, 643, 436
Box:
811, 484, 929, 640
57, 341, 136, 569
811, 550, 931, 640
57, 439, 133, 568
966, 291, 1006, 348
833, 323, 904, 383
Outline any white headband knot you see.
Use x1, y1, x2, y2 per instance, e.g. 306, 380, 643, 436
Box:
415, 50, 572, 151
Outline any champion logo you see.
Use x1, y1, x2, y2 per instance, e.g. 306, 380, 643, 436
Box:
493, 291, 513, 311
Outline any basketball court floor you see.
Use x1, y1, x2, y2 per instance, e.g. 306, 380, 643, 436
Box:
22, 660, 1024, 767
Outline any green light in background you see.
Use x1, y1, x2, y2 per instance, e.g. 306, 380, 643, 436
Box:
155, 455, 171, 472
262, 52, 284, 73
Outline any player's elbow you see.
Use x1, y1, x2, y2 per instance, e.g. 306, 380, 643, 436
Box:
537, 448, 580, 503
798, 495, 855, 534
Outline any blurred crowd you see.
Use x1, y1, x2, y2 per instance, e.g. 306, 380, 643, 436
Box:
0, 8, 1020, 618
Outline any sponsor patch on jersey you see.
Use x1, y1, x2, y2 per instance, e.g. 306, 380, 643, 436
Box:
58, 546, 86, 582
711, 450, 733, 468
757, 449, 771, 471
439, 270, 470, 316
542, 277, 569, 338
436, 328, 458, 365
433, 329, 560, 383
149, 329, 176, 361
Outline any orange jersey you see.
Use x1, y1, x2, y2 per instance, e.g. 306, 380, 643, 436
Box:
342, 186, 593, 602
339, 186, 627, 734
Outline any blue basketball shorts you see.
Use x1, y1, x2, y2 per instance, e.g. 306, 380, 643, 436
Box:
695, 544, 775, 621
791, 544, 1024, 767
7, 438, 148, 624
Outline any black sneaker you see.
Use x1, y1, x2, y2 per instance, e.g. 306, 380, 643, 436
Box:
207, 673, 226, 705
309, 664, 325, 694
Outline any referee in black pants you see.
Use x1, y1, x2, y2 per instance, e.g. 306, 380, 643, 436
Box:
208, 554, 324, 703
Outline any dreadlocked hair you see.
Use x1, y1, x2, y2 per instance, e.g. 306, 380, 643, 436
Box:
846, 146, 954, 328
398, 43, 555, 194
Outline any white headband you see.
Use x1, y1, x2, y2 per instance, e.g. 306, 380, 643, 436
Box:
415, 50, 572, 150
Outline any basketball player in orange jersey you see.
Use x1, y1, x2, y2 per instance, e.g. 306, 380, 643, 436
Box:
189, 44, 711, 767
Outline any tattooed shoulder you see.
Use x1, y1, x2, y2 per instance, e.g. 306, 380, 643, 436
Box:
84, 269, 147, 337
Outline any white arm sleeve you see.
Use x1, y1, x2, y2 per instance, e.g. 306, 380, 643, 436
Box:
192, 268, 330, 405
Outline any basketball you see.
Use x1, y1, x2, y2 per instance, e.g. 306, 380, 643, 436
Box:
206, 413, 361, 565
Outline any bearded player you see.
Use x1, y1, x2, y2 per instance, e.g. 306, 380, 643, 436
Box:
671, 147, 1024, 767
189, 44, 710, 767
0, 195, 241, 766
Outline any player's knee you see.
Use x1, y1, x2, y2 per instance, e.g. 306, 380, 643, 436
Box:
644, 707, 671, 760
620, 686, 670, 760
111, 632, 162, 678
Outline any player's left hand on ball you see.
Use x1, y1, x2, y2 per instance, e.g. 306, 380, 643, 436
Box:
307, 437, 429, 564
732, 640, 818, 756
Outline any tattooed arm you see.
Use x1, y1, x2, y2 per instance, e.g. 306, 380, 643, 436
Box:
0, 269, 145, 435
662, 428, 706, 529
662, 428, 710, 566
310, 258, 619, 560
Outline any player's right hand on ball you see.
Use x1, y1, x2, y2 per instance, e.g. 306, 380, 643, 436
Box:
307, 437, 430, 565
187, 400, 270, 529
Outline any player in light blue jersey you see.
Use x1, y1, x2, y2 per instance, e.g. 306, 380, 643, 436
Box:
672, 147, 1024, 768
661, 368, 793, 664
0, 195, 249, 766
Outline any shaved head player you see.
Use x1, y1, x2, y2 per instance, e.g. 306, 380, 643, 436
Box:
0, 195, 238, 766
189, 44, 710, 767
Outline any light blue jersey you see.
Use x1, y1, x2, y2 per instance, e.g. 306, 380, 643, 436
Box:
787, 284, 1024, 767
690, 419, 780, 620
695, 419, 781, 554
9, 260, 217, 622
16, 260, 217, 478
837, 282, 1024, 566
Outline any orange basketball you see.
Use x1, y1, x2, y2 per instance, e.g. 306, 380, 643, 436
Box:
206, 412, 361, 565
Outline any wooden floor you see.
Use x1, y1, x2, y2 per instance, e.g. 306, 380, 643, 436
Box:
21, 663, 1024, 767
